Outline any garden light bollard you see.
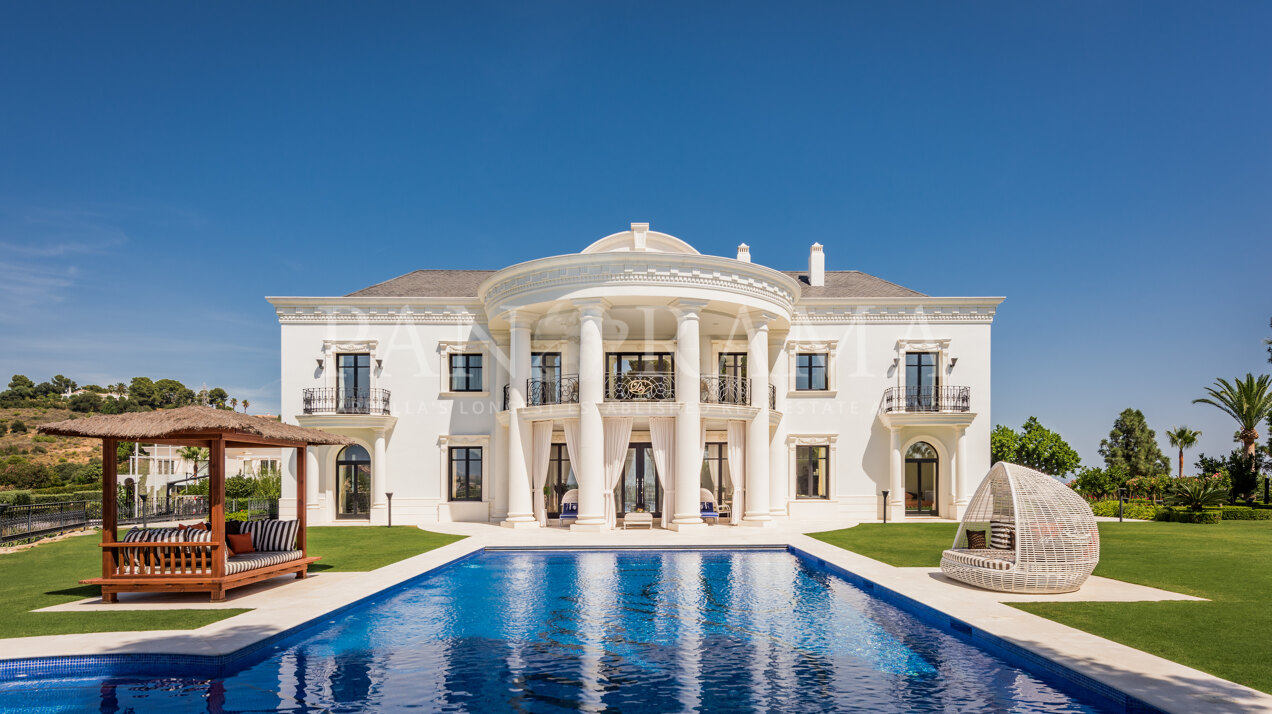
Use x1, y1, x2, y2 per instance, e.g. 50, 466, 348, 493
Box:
882, 490, 890, 525
386, 492, 393, 527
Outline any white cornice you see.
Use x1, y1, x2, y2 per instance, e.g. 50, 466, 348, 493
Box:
268, 297, 486, 325
794, 299, 1002, 325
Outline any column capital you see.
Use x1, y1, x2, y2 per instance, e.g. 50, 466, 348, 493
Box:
670, 298, 710, 317
500, 309, 538, 330
571, 298, 610, 316
745, 309, 780, 331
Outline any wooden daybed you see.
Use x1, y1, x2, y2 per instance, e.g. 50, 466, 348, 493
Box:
40, 406, 353, 602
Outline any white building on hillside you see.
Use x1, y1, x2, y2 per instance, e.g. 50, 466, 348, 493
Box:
269, 224, 1002, 531
124, 443, 283, 499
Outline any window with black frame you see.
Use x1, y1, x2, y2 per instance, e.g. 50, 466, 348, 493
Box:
338, 353, 370, 412
530, 352, 562, 404
546, 444, 575, 515
449, 446, 482, 501
905, 352, 939, 410
795, 353, 827, 391
700, 442, 730, 509
796, 445, 829, 499
449, 353, 484, 392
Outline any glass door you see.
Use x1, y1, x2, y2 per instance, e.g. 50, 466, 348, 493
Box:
904, 442, 938, 515
337, 444, 371, 519
338, 353, 371, 413
905, 352, 938, 411
619, 443, 661, 517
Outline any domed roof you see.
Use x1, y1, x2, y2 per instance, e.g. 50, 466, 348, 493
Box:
580, 222, 700, 255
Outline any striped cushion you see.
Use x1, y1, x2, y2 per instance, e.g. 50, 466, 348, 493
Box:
990, 520, 1015, 550
121, 528, 149, 543
242, 519, 299, 552
943, 549, 1015, 571
225, 549, 304, 575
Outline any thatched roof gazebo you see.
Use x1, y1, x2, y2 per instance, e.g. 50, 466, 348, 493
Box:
41, 406, 353, 602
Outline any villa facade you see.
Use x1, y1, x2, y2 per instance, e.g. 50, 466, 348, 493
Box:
268, 224, 1002, 530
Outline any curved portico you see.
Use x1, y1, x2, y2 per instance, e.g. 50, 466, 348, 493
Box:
482, 224, 795, 530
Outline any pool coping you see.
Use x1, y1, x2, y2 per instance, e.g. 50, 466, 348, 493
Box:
2, 530, 1269, 713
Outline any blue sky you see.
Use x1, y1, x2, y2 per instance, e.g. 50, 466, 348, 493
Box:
1, 2, 1268, 469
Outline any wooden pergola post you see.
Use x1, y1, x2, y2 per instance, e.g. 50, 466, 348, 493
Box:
295, 445, 307, 573
209, 436, 226, 600
101, 437, 118, 604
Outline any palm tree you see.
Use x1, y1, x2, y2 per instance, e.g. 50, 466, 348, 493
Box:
242, 399, 250, 413
1193, 374, 1272, 456
230, 397, 238, 411
178, 446, 210, 478
1165, 426, 1202, 478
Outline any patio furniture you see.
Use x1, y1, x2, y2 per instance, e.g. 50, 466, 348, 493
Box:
940, 462, 1100, 594
699, 488, 720, 524
559, 489, 579, 525
39, 406, 352, 602
622, 511, 653, 529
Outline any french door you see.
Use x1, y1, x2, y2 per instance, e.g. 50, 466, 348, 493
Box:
905, 352, 939, 411
619, 443, 662, 517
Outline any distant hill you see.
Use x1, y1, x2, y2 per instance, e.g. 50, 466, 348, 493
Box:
1, 408, 101, 466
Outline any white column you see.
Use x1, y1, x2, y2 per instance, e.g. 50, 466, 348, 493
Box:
888, 427, 904, 521
305, 446, 319, 511
768, 333, 787, 518
492, 335, 510, 520
573, 301, 607, 531
954, 425, 969, 517
743, 312, 772, 526
671, 300, 708, 530
502, 312, 537, 528
373, 428, 387, 503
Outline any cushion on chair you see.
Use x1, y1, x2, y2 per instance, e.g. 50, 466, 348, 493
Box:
226, 532, 254, 555
561, 502, 578, 517
241, 519, 299, 552
990, 521, 1015, 550
965, 529, 987, 549
225, 549, 304, 575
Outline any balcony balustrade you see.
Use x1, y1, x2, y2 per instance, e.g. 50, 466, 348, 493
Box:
700, 375, 751, 406
605, 372, 676, 402
527, 375, 580, 406
881, 386, 970, 414
769, 383, 777, 410
302, 387, 391, 415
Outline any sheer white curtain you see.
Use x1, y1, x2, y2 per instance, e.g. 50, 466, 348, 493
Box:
562, 419, 581, 492
602, 417, 633, 529
531, 421, 553, 526
727, 420, 746, 525
650, 417, 676, 528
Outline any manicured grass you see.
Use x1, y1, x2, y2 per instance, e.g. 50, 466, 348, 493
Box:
0, 526, 465, 639
306, 526, 465, 572
811, 521, 1272, 694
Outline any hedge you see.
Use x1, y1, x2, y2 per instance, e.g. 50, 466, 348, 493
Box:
1090, 500, 1164, 520
1154, 508, 1222, 524
1219, 506, 1272, 521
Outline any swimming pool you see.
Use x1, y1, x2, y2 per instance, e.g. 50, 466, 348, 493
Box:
0, 548, 1138, 712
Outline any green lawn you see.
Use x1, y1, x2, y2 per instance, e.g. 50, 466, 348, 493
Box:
810, 521, 1272, 694
0, 526, 464, 639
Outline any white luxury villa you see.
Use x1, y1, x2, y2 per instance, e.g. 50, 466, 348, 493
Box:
268, 224, 1002, 531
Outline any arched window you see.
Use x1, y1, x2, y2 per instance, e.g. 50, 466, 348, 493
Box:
905, 441, 939, 516
336, 444, 371, 519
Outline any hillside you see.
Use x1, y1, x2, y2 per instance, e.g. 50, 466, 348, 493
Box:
1, 408, 100, 466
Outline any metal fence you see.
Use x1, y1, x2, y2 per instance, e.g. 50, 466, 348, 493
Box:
0, 501, 89, 544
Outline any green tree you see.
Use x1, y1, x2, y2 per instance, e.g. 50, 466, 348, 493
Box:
116, 441, 145, 466
68, 391, 102, 412
224, 474, 255, 499
990, 417, 1082, 476
129, 377, 158, 408
9, 419, 27, 434
1193, 373, 1272, 457
153, 378, 195, 408
1099, 408, 1171, 479
178, 446, 210, 478
1165, 426, 1202, 478
7, 375, 35, 399
33, 381, 58, 398
207, 387, 229, 409
49, 374, 77, 395
1070, 465, 1127, 500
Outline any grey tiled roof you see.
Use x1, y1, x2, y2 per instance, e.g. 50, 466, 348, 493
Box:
345, 270, 495, 298
783, 271, 926, 298
345, 268, 924, 299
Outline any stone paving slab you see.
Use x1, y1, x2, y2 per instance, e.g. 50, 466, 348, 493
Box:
3, 520, 1267, 714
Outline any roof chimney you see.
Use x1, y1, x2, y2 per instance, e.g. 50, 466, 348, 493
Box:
736, 243, 751, 262
809, 243, 825, 287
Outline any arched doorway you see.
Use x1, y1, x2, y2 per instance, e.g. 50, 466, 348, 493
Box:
336, 444, 371, 519
905, 441, 939, 516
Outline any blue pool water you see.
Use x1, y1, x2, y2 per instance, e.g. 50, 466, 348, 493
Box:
0, 549, 1125, 712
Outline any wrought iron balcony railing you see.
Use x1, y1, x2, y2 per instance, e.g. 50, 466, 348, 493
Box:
769, 383, 777, 410
302, 387, 391, 415
881, 386, 970, 414
527, 375, 580, 406
700, 375, 751, 406
605, 371, 675, 401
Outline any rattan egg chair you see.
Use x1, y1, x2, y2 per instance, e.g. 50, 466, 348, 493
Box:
940, 462, 1100, 594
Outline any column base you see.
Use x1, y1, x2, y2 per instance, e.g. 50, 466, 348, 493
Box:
501, 516, 539, 529
768, 508, 787, 519
668, 521, 709, 532
885, 505, 906, 523
570, 522, 607, 532
740, 518, 775, 528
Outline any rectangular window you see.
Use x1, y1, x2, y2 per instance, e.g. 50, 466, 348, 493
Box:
606, 352, 674, 376
796, 445, 829, 499
449, 447, 483, 501
258, 459, 279, 475
795, 353, 827, 391
905, 352, 939, 410
700, 442, 731, 507
157, 460, 174, 475
338, 353, 371, 411
449, 354, 484, 392
531, 352, 562, 384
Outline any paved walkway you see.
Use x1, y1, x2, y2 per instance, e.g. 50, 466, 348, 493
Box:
6, 520, 1269, 713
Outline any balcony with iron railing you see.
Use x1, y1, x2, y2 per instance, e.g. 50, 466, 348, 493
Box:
302, 387, 392, 415
528, 375, 580, 406
499, 372, 782, 409
700, 375, 751, 406
605, 371, 676, 401
880, 386, 970, 414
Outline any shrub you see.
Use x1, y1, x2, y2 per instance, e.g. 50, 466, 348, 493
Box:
0, 490, 32, 505
8, 420, 27, 434
1157, 508, 1222, 524
1167, 477, 1228, 511
1091, 500, 1163, 520
224, 475, 255, 499
31, 434, 56, 443
31, 445, 47, 455
1219, 506, 1272, 521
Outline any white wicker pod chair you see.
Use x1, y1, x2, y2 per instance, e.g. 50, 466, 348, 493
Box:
940, 462, 1100, 594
